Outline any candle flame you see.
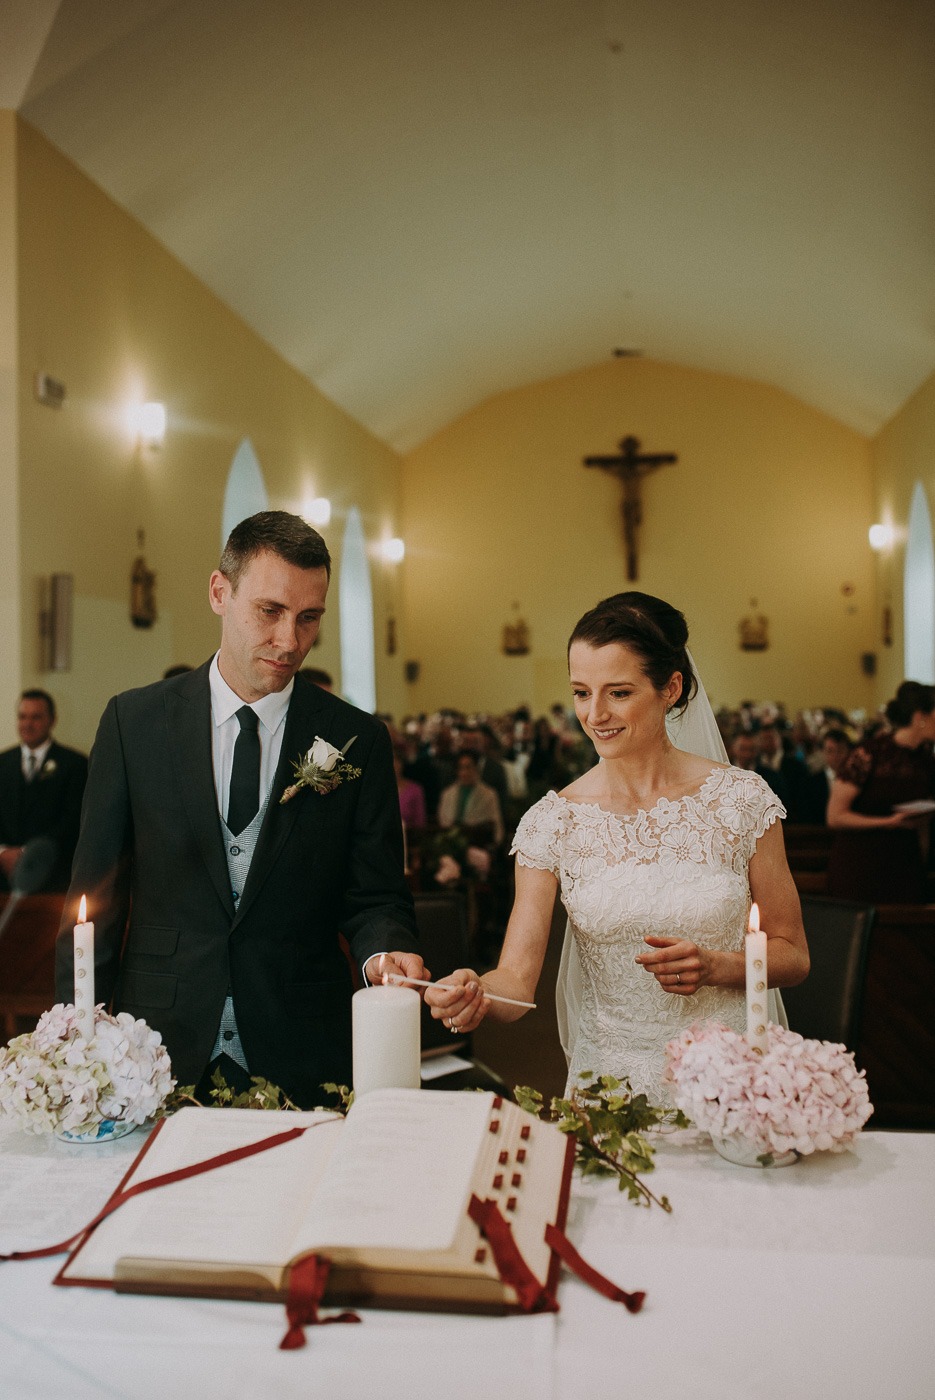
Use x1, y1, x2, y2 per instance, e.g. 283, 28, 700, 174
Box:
748, 902, 760, 933
78, 895, 87, 923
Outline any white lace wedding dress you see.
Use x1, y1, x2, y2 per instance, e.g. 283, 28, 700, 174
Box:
511, 766, 785, 1104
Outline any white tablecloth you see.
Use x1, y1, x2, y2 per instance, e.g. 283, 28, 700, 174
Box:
0, 1122, 932, 1400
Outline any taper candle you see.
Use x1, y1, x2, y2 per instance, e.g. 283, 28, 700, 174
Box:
73, 894, 95, 1041
352, 984, 421, 1097
745, 902, 768, 1055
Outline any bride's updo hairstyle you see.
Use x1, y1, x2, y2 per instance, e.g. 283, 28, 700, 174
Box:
568, 591, 697, 717
885, 680, 935, 727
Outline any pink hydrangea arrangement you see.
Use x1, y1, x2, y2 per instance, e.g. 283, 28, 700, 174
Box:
0, 1003, 174, 1137
664, 1021, 873, 1158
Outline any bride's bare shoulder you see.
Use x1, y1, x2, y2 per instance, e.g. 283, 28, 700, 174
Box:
556, 769, 604, 802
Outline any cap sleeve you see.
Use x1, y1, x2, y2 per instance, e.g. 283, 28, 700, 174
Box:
510, 793, 562, 878
744, 772, 786, 861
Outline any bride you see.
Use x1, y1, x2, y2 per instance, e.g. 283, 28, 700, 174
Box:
425, 591, 810, 1103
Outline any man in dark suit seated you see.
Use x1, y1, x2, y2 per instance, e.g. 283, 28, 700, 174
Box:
755, 722, 820, 823
54, 511, 426, 1106
0, 690, 88, 892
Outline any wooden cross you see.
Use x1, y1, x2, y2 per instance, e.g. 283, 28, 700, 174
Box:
583, 435, 678, 580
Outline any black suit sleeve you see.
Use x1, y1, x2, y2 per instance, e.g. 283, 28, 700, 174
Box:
339, 720, 419, 971
55, 700, 134, 1007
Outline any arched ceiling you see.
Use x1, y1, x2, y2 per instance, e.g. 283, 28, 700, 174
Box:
5, 0, 935, 451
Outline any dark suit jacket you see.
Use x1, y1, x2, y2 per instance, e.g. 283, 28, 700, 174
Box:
54, 663, 418, 1105
0, 740, 88, 891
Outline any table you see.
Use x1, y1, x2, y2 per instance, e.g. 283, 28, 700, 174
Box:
1, 1122, 932, 1400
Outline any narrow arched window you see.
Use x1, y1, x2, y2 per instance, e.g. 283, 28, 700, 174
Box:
339, 506, 376, 712
221, 440, 268, 552
904, 481, 935, 684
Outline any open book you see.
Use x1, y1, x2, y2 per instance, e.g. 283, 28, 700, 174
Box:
56, 1090, 575, 1314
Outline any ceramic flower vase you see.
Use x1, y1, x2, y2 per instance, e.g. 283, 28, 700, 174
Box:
711, 1133, 798, 1168
55, 1117, 138, 1145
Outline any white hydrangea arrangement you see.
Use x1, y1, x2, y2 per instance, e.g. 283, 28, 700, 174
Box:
665, 1021, 873, 1159
0, 1003, 174, 1137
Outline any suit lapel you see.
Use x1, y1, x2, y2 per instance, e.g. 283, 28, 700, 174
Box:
166, 665, 235, 920
233, 678, 329, 927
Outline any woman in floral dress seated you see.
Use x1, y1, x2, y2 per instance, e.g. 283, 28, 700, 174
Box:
425, 592, 809, 1103
826, 680, 935, 903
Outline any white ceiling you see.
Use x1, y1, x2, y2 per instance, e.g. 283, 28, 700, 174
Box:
6, 0, 935, 451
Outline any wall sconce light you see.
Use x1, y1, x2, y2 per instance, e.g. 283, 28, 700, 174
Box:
868, 522, 895, 551
39, 573, 73, 671
306, 497, 331, 528
381, 537, 405, 564
135, 401, 166, 448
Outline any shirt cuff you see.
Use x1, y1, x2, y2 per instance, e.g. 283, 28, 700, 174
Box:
361, 952, 390, 986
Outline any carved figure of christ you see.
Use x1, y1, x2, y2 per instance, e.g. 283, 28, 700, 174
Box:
583, 435, 678, 580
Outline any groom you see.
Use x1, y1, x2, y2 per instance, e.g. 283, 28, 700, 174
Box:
55, 511, 424, 1105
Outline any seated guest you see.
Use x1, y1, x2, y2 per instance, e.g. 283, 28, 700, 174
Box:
729, 731, 758, 771
393, 745, 427, 827
755, 723, 816, 822
827, 681, 935, 902
299, 666, 333, 691
459, 725, 507, 829
809, 727, 853, 822
0, 690, 88, 892
438, 752, 504, 846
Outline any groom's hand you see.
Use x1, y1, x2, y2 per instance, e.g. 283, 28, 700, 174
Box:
363, 951, 430, 993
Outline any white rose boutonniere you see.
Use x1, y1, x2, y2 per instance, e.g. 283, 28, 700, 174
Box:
280, 735, 361, 804
40, 759, 57, 779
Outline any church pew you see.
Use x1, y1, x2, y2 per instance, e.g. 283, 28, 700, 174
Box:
0, 894, 65, 1043
856, 903, 935, 1129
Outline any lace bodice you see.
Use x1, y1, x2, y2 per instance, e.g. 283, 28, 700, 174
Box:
511, 766, 785, 1103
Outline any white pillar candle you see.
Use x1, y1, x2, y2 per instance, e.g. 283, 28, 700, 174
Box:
73, 894, 95, 1042
352, 985, 421, 1097
745, 902, 769, 1055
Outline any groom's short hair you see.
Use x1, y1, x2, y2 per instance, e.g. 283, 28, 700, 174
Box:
220, 511, 332, 589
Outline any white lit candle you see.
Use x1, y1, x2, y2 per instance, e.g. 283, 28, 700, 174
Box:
73, 894, 95, 1041
745, 902, 769, 1055
352, 985, 420, 1097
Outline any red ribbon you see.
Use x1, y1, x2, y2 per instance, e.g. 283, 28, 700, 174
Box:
467, 1194, 558, 1312
279, 1253, 361, 1349
468, 1194, 646, 1316
544, 1222, 645, 1313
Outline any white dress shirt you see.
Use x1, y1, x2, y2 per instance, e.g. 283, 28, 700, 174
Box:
21, 739, 52, 781
208, 654, 292, 818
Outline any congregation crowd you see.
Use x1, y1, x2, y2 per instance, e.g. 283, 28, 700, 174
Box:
4, 675, 935, 949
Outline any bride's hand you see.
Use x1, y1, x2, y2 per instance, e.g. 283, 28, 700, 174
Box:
424, 968, 490, 1033
635, 936, 713, 995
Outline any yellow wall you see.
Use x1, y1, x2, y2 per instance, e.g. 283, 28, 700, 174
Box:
871, 370, 935, 702
15, 120, 408, 750
402, 358, 877, 718
0, 112, 21, 728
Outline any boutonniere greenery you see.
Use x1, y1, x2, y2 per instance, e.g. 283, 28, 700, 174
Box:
39, 759, 57, 779
280, 735, 361, 804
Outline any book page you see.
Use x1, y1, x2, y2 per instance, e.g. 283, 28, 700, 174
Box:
63, 1107, 342, 1280
295, 1089, 494, 1256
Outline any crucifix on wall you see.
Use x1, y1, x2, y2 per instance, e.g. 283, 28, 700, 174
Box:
583, 435, 678, 580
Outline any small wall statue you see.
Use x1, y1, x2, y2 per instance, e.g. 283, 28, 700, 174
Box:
502, 603, 530, 656
130, 530, 157, 629
738, 599, 768, 652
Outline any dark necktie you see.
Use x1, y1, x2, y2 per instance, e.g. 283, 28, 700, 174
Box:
227, 706, 261, 835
